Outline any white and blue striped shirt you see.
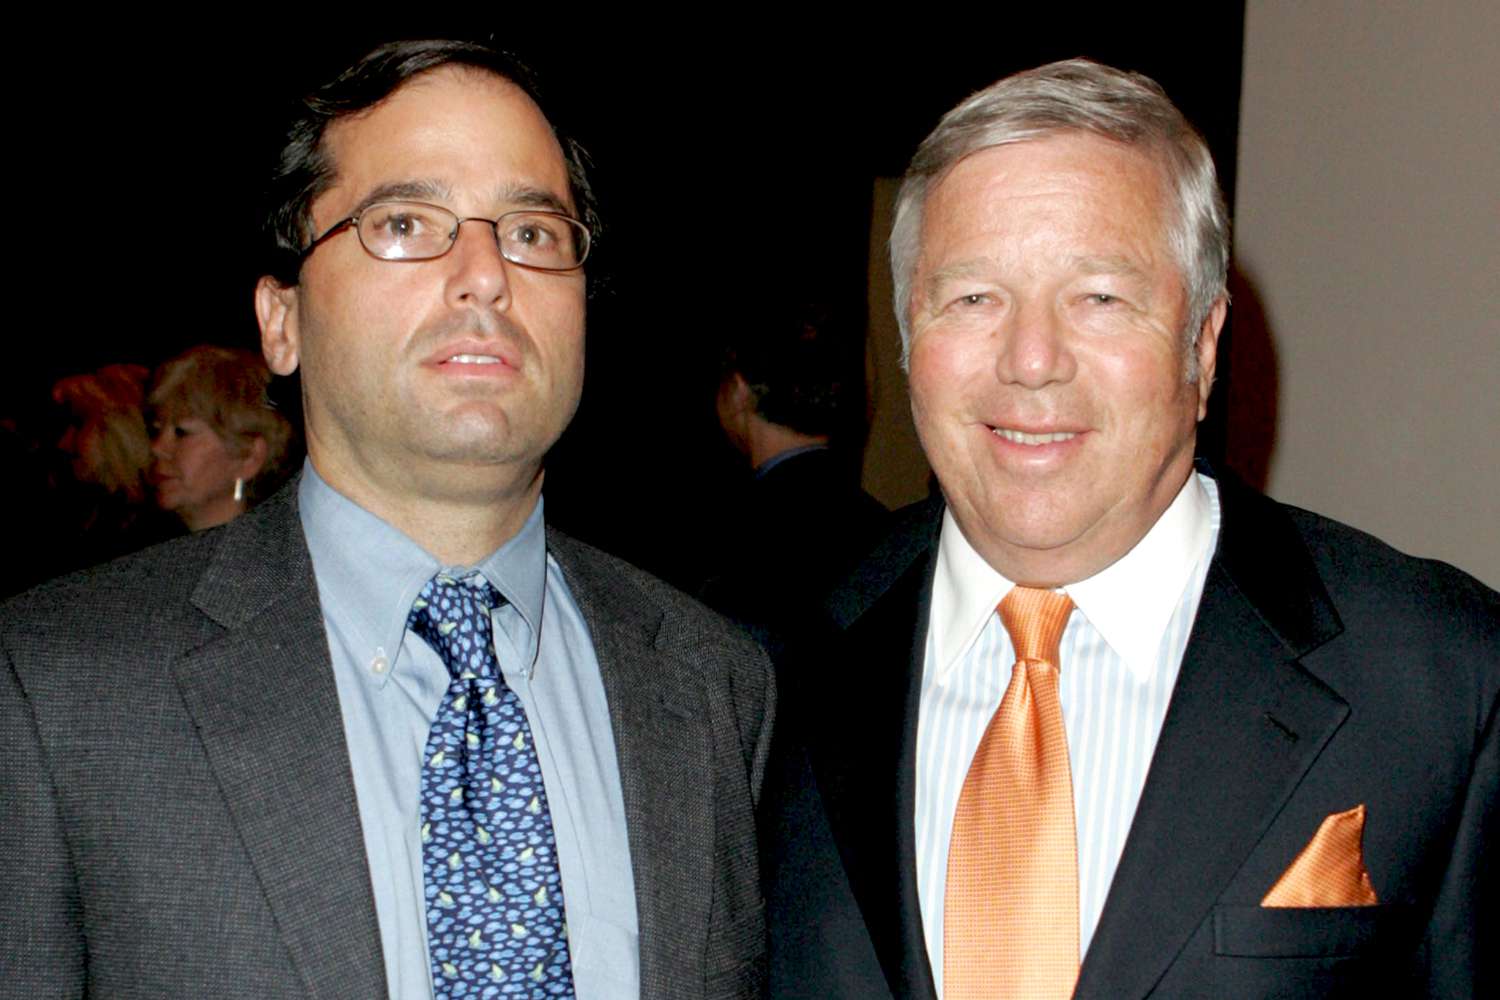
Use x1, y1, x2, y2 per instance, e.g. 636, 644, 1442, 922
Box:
916, 473, 1221, 994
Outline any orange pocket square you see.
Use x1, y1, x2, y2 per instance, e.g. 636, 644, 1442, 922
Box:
1262, 804, 1379, 908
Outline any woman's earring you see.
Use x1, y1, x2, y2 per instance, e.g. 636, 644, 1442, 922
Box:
234, 477, 245, 503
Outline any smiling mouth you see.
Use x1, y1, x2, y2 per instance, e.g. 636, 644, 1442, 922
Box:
445, 354, 503, 365
992, 427, 1078, 446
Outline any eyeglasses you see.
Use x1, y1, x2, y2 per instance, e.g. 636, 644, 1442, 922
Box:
303, 200, 591, 271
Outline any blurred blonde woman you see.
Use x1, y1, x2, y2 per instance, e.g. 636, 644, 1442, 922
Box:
52, 364, 153, 509
147, 346, 294, 531
40, 364, 175, 581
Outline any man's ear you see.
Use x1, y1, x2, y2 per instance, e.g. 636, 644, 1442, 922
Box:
1193, 297, 1228, 421
256, 276, 302, 376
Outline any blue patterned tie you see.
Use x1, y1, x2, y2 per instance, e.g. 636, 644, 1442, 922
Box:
409, 572, 574, 997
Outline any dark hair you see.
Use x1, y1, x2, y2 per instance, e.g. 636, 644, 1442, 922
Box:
261, 39, 600, 288
721, 301, 860, 438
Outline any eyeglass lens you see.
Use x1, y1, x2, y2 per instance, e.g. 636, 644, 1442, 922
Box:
357, 202, 588, 269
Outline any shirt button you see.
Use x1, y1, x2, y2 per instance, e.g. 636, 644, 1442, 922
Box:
370, 654, 389, 675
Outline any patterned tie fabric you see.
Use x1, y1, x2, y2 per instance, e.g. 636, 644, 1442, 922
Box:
945, 586, 1078, 1000
409, 572, 574, 997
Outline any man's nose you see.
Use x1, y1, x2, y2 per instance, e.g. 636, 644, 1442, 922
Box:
443, 218, 512, 311
994, 302, 1076, 388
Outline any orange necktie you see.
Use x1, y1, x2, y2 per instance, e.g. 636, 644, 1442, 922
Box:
945, 586, 1079, 1000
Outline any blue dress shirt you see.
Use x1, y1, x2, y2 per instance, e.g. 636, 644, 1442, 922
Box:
299, 464, 639, 999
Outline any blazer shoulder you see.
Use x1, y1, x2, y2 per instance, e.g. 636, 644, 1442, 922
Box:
2, 488, 313, 681
2, 529, 220, 641
1283, 503, 1499, 648
1212, 469, 1497, 661
1270, 501, 1500, 743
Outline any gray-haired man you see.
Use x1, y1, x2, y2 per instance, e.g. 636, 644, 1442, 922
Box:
766, 58, 1496, 999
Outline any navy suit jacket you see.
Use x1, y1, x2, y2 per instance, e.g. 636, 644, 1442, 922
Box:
765, 471, 1497, 998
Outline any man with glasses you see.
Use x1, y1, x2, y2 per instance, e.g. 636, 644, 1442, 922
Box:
2, 40, 773, 1000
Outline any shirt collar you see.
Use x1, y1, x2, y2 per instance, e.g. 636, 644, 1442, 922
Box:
930, 472, 1215, 683
298, 460, 547, 686
1065, 473, 1215, 680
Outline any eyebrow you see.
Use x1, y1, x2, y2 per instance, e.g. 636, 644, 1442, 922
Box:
1069, 254, 1150, 280
920, 259, 995, 305
349, 180, 454, 218
497, 183, 574, 216
927, 254, 1149, 283
348, 180, 575, 219
928, 259, 997, 290
926, 259, 994, 285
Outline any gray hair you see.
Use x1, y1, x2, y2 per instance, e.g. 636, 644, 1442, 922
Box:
890, 58, 1229, 373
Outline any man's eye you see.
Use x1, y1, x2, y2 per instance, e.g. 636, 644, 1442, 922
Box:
509, 221, 557, 247
365, 205, 442, 242
381, 214, 424, 240
1088, 293, 1119, 305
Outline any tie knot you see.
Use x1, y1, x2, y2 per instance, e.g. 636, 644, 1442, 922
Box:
408, 572, 504, 681
998, 586, 1074, 666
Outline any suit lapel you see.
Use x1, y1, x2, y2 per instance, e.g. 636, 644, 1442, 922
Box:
809, 501, 943, 1000
546, 532, 714, 990
170, 488, 386, 1000
1076, 475, 1347, 1000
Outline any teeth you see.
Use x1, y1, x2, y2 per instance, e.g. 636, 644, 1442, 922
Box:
994, 428, 1076, 446
447, 354, 500, 364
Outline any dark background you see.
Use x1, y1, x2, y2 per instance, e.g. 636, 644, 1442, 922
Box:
9, 12, 1245, 587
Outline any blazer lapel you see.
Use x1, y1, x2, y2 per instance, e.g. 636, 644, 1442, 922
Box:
809, 501, 943, 1000
546, 532, 715, 990
169, 489, 386, 1000
1076, 476, 1347, 1000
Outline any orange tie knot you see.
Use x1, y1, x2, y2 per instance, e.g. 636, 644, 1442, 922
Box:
998, 586, 1075, 666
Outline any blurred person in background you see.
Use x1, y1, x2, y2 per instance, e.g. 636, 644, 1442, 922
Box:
53, 364, 153, 510
147, 344, 296, 531
705, 299, 888, 651
34, 364, 177, 584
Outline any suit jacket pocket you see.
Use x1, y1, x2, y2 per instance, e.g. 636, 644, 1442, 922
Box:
1213, 903, 1413, 958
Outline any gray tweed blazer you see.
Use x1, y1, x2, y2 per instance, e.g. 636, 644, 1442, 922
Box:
1, 482, 773, 999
